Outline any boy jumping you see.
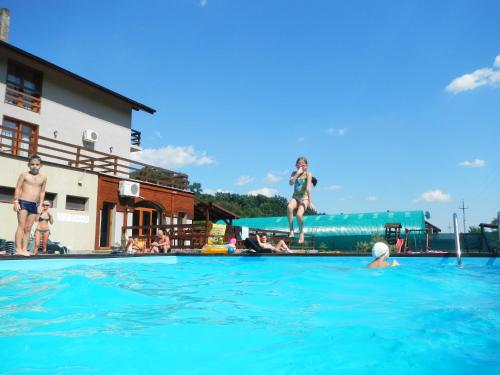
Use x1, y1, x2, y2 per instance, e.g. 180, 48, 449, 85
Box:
13, 155, 47, 256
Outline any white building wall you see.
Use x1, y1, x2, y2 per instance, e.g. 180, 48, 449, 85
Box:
0, 48, 135, 160
0, 156, 98, 251
114, 211, 124, 246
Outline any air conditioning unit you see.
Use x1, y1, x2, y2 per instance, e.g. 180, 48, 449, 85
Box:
119, 181, 140, 197
82, 129, 98, 143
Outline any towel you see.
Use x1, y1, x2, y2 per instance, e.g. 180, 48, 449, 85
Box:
241, 226, 249, 240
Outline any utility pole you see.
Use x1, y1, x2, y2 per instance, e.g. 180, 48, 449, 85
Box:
458, 199, 469, 233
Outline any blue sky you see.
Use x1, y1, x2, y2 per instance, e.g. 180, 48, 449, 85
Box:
4, 0, 500, 230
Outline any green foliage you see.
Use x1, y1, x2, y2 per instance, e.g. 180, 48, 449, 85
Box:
192, 182, 318, 218
318, 242, 328, 251
355, 241, 372, 253
355, 234, 392, 253
188, 182, 203, 194
468, 226, 481, 234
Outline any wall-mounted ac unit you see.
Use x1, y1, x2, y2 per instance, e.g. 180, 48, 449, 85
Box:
119, 180, 140, 197
82, 129, 98, 143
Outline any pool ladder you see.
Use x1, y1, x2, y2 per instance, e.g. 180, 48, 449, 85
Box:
453, 213, 462, 266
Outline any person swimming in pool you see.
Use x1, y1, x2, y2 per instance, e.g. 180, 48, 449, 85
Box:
33, 200, 54, 255
13, 155, 47, 256
287, 156, 316, 244
368, 242, 400, 269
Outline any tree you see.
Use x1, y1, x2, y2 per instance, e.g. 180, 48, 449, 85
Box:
190, 182, 318, 218
468, 226, 481, 234
189, 182, 203, 194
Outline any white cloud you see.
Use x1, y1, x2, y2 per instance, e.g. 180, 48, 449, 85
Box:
131, 145, 214, 168
266, 172, 281, 183
458, 159, 485, 168
340, 195, 353, 201
366, 196, 378, 201
248, 187, 278, 197
323, 184, 342, 191
413, 189, 451, 203
203, 188, 232, 195
235, 176, 253, 186
327, 128, 347, 136
446, 55, 500, 93
494, 55, 500, 68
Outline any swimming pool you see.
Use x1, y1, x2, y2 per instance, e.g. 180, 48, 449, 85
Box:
0, 256, 498, 374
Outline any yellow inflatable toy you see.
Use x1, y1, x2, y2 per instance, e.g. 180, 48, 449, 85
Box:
201, 244, 231, 254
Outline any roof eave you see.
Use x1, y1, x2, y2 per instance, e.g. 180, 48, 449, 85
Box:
0, 40, 156, 115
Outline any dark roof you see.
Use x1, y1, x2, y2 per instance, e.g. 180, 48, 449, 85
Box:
194, 197, 240, 222
425, 220, 441, 233
0, 40, 156, 114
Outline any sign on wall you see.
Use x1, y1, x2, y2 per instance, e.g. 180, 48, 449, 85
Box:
56, 212, 90, 224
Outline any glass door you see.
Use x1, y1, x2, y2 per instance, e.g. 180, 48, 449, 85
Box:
0, 118, 37, 156
0, 119, 15, 152
99, 202, 114, 247
132, 207, 158, 240
18, 122, 36, 157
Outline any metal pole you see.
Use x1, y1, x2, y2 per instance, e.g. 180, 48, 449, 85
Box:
453, 213, 462, 266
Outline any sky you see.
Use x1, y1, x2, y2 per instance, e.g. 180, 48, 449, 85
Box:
3, 0, 500, 231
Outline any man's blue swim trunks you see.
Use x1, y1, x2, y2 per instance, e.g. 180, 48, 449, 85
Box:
19, 199, 38, 214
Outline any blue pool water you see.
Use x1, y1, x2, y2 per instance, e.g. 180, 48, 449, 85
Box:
0, 256, 498, 374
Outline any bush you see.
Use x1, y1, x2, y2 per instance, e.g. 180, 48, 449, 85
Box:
355, 234, 393, 254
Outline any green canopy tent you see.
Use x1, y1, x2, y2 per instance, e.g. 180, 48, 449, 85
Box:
220, 210, 426, 251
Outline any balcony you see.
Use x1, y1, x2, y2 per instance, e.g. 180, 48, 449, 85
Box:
0, 124, 189, 191
130, 128, 141, 152
4, 86, 41, 113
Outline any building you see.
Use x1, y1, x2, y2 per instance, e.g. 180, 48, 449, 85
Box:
0, 19, 195, 251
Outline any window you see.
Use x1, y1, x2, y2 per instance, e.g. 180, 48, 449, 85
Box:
5, 60, 43, 113
0, 186, 14, 203
0, 117, 38, 157
65, 195, 88, 211
44, 192, 57, 208
0, 187, 55, 206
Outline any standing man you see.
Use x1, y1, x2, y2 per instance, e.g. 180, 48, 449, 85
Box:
13, 155, 47, 256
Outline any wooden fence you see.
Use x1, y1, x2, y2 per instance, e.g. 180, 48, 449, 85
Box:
121, 223, 315, 250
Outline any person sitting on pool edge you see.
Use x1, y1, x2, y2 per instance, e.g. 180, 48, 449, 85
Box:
368, 242, 400, 269
256, 233, 290, 253
126, 237, 146, 254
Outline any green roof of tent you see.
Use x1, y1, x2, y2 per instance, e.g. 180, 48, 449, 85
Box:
222, 210, 426, 237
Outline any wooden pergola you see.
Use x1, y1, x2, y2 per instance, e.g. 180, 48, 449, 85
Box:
194, 198, 240, 225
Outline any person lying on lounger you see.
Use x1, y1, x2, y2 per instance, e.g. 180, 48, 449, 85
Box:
256, 233, 290, 253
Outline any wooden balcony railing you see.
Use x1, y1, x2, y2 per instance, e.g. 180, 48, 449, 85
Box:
4, 86, 41, 113
0, 125, 189, 190
122, 223, 211, 250
131, 129, 141, 147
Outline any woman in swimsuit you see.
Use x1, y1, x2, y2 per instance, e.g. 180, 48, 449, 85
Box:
34, 200, 53, 255
287, 157, 315, 243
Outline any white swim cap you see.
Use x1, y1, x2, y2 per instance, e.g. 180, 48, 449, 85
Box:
372, 242, 389, 259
